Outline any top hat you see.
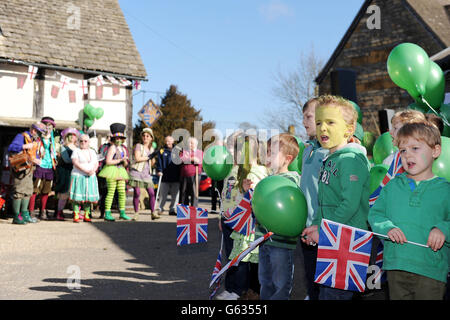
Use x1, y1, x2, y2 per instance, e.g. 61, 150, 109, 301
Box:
110, 123, 127, 139
41, 116, 56, 127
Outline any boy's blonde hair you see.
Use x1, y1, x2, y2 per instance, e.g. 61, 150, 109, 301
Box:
391, 110, 426, 125
268, 133, 299, 165
316, 95, 358, 135
397, 121, 441, 150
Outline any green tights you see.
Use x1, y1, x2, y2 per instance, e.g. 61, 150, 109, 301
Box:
105, 179, 126, 211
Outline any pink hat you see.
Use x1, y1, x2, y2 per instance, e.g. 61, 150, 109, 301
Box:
61, 128, 80, 140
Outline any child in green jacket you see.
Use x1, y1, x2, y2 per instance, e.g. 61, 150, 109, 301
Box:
301, 95, 371, 300
256, 133, 301, 300
369, 121, 450, 300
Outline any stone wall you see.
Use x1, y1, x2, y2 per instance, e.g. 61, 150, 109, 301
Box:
318, 0, 447, 134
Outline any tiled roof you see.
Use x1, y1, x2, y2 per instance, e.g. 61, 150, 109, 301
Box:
406, 0, 450, 47
0, 0, 147, 78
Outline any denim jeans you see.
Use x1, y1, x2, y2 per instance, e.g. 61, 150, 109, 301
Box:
258, 244, 294, 300
319, 286, 354, 300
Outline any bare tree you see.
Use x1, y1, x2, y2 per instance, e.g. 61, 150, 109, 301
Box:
261, 46, 324, 138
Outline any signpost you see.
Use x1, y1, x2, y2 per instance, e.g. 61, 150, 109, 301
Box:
138, 99, 163, 127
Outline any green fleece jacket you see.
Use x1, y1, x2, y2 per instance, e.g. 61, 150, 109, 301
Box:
369, 174, 450, 283
312, 143, 371, 231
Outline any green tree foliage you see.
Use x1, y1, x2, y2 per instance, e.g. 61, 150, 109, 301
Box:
133, 85, 215, 150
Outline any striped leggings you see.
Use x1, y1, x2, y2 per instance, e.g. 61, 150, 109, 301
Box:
105, 179, 126, 211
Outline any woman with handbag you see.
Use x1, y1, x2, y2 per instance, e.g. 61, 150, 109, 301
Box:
7, 122, 46, 224
128, 127, 159, 221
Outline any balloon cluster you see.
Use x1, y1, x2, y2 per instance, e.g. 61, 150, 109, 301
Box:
83, 103, 104, 129
387, 43, 449, 137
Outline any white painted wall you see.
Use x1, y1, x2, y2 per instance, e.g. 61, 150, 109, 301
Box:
0, 64, 129, 134
0, 64, 34, 117
42, 70, 84, 122
87, 83, 128, 132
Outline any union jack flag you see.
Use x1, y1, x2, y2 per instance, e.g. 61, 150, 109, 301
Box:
176, 204, 208, 246
209, 237, 224, 299
223, 189, 255, 236
369, 151, 404, 207
314, 219, 373, 292
373, 240, 386, 285
209, 231, 273, 289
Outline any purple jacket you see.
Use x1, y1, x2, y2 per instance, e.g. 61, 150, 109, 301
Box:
8, 131, 30, 154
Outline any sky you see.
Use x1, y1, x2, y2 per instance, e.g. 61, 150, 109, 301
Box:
118, 0, 366, 138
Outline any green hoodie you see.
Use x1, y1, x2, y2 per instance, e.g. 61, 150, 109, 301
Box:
369, 173, 450, 283
312, 143, 371, 231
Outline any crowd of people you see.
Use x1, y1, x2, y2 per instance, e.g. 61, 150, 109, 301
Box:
214, 95, 449, 301
3, 93, 449, 301
5, 118, 200, 224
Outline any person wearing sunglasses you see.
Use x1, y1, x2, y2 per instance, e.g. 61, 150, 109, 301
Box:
69, 134, 100, 222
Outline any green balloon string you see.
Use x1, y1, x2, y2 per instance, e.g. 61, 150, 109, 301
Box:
422, 97, 450, 127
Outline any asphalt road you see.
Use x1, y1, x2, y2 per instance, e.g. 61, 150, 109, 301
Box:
0, 196, 307, 300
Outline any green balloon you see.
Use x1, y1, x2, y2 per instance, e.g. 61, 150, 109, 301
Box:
373, 132, 397, 164
432, 136, 450, 182
412, 61, 445, 110
387, 43, 430, 97
202, 145, 233, 181
362, 131, 376, 155
440, 104, 450, 138
349, 101, 363, 124
407, 102, 428, 113
84, 103, 96, 119
287, 137, 306, 175
252, 175, 307, 237
369, 164, 389, 194
94, 107, 104, 120
84, 118, 94, 128
152, 141, 157, 149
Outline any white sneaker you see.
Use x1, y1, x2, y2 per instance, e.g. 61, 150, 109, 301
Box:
215, 290, 232, 300
226, 292, 240, 300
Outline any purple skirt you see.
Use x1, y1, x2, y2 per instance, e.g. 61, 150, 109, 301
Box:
34, 166, 54, 181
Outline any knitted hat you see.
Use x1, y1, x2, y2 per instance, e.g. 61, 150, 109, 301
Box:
110, 123, 126, 139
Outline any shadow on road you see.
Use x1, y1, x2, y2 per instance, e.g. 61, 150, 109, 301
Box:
29, 217, 223, 300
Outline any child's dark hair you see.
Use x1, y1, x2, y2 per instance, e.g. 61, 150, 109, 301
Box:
302, 97, 320, 113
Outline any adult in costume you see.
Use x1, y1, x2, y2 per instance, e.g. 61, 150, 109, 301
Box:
98, 123, 131, 221
8, 122, 46, 224
29, 116, 57, 220
128, 127, 159, 221
69, 134, 100, 222
54, 128, 79, 221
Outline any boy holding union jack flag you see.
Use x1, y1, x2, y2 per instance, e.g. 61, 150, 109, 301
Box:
301, 95, 371, 300
369, 122, 450, 300
256, 133, 301, 300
